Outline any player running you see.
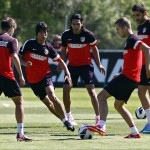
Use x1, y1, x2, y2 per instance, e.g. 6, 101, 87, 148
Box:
19, 22, 75, 132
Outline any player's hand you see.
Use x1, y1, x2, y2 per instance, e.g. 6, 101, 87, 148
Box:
19, 75, 25, 87
57, 66, 62, 73
99, 64, 106, 75
65, 75, 72, 87
25, 61, 32, 67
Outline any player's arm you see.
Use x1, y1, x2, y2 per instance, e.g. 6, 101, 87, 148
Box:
91, 46, 106, 75
12, 53, 25, 86
19, 54, 32, 67
57, 58, 72, 87
57, 46, 67, 72
140, 43, 150, 78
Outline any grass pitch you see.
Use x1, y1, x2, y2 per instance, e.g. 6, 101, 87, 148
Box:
0, 88, 150, 150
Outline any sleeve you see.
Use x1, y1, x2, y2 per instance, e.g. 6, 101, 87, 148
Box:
48, 44, 61, 62
9, 38, 18, 54
61, 32, 67, 47
19, 40, 30, 55
128, 36, 143, 50
88, 31, 98, 47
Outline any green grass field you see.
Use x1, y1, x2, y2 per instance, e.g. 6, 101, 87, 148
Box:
0, 88, 150, 150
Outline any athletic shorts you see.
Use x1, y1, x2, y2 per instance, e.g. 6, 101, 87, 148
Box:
104, 74, 138, 103
0, 75, 21, 98
29, 73, 54, 100
139, 65, 150, 86
64, 64, 94, 87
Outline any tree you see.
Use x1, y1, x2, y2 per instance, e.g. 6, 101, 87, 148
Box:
0, 0, 150, 49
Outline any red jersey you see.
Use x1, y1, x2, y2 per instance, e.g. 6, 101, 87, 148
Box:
19, 39, 60, 83
122, 34, 143, 82
137, 19, 150, 65
61, 28, 98, 66
0, 33, 18, 80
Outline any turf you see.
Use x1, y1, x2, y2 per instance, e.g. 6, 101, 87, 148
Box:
0, 88, 150, 150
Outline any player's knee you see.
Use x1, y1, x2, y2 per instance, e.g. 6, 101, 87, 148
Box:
97, 91, 106, 102
63, 85, 71, 94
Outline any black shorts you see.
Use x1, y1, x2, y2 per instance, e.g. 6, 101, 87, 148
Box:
64, 64, 94, 87
29, 73, 54, 100
104, 74, 138, 103
0, 75, 21, 98
139, 65, 150, 86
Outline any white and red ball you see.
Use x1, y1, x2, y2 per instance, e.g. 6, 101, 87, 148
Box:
78, 124, 94, 139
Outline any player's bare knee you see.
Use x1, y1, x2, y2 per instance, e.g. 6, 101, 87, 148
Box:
97, 92, 106, 103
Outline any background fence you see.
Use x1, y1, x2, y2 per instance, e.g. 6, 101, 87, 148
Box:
14, 50, 123, 88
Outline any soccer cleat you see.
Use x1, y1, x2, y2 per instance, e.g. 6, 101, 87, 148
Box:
87, 125, 106, 136
140, 123, 150, 134
124, 133, 141, 139
16, 133, 32, 142
64, 120, 75, 132
95, 117, 100, 126
68, 116, 78, 126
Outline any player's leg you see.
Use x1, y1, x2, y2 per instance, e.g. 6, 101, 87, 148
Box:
114, 100, 140, 138
138, 65, 150, 133
87, 89, 110, 135
1, 76, 32, 141
63, 65, 79, 125
81, 64, 100, 125
63, 84, 72, 113
85, 84, 100, 125
46, 85, 75, 131
42, 95, 61, 120
11, 96, 32, 141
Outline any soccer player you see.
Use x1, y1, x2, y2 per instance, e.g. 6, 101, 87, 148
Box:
58, 14, 105, 125
0, 17, 32, 141
19, 22, 75, 132
132, 3, 150, 134
88, 17, 150, 138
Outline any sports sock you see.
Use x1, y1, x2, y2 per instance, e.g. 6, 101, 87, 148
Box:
130, 125, 139, 135
66, 112, 72, 118
17, 123, 24, 135
99, 120, 106, 130
96, 115, 100, 119
145, 108, 150, 123
62, 118, 67, 123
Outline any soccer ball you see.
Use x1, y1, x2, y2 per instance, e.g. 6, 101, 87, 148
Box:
135, 107, 146, 119
78, 124, 94, 139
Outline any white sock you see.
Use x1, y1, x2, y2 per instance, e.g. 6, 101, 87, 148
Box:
99, 120, 106, 130
96, 115, 100, 119
145, 108, 150, 123
17, 123, 24, 135
62, 118, 67, 123
130, 125, 139, 135
66, 112, 72, 118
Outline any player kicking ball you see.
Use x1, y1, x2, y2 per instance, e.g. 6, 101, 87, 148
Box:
88, 17, 150, 139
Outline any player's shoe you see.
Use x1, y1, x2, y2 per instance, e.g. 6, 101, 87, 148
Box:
64, 120, 75, 132
95, 117, 100, 126
16, 133, 32, 142
124, 133, 140, 139
140, 123, 150, 134
87, 125, 106, 136
68, 115, 78, 126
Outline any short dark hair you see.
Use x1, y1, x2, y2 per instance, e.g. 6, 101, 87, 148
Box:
70, 14, 83, 22
1, 17, 17, 31
132, 3, 146, 14
115, 17, 131, 28
35, 22, 49, 35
